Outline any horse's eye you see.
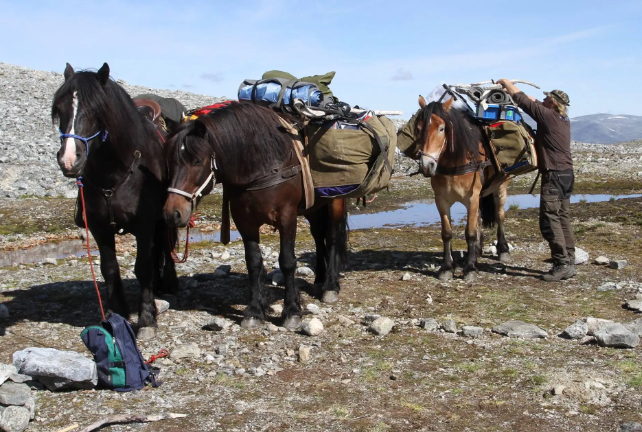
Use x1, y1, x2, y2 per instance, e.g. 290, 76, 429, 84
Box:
439, 126, 445, 132
193, 158, 203, 166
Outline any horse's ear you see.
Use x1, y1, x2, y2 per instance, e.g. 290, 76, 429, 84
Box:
192, 120, 208, 139
97, 63, 110, 86
418, 95, 426, 108
64, 63, 74, 81
443, 97, 453, 111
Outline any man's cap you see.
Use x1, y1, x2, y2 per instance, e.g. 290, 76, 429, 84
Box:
543, 89, 570, 106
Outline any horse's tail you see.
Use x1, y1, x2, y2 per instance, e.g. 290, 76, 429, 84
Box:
480, 193, 496, 228
335, 198, 349, 271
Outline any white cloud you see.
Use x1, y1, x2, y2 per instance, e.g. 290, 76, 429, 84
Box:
201, 73, 224, 82
392, 68, 413, 81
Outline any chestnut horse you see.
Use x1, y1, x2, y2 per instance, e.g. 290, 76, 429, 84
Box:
415, 96, 510, 282
52, 63, 178, 339
163, 102, 347, 330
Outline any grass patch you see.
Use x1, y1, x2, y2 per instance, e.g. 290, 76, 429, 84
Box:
508, 203, 520, 211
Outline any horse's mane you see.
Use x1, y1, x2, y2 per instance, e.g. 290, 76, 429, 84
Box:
416, 102, 482, 165
51, 71, 143, 145
168, 103, 293, 184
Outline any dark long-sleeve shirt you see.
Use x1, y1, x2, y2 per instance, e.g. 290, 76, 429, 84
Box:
512, 92, 573, 172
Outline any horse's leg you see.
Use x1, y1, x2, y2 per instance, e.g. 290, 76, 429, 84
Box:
235, 218, 267, 329
156, 220, 179, 295
305, 205, 328, 286
435, 196, 454, 281
133, 228, 158, 340
494, 181, 510, 262
463, 193, 481, 282
322, 198, 347, 304
278, 208, 302, 330
91, 227, 129, 319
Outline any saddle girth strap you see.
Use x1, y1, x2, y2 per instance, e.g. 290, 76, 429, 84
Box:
435, 159, 491, 177
220, 186, 230, 245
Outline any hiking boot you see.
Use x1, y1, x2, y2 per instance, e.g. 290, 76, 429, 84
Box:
562, 263, 576, 280
542, 264, 571, 282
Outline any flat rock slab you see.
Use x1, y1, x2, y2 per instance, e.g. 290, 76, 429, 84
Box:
492, 320, 548, 339
0, 382, 31, 406
13, 347, 97, 391
594, 256, 610, 265
594, 323, 639, 348
624, 319, 642, 337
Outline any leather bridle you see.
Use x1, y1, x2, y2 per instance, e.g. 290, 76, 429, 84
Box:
167, 156, 216, 205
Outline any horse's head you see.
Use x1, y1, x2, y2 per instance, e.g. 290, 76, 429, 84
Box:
164, 120, 215, 227
52, 62, 111, 177
415, 96, 454, 177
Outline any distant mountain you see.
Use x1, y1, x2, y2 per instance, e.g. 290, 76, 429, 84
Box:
570, 113, 642, 144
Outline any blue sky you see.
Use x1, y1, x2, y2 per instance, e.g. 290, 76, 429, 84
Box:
1, 0, 640, 119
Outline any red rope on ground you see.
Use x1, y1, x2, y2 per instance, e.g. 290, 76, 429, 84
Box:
145, 348, 169, 364
170, 214, 196, 264
78, 179, 106, 321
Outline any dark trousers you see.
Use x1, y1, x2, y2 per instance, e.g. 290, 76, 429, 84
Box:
539, 169, 575, 266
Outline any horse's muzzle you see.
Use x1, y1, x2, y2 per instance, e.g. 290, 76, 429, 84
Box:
420, 155, 437, 177
164, 194, 192, 228
57, 150, 85, 178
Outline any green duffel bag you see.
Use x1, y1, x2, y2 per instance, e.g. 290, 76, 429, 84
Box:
306, 115, 397, 198
484, 120, 537, 176
396, 108, 421, 159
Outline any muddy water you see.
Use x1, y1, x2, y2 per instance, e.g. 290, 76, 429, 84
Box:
0, 228, 241, 267
2, 194, 639, 266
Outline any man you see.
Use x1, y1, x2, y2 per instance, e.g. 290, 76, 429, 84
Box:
497, 79, 575, 282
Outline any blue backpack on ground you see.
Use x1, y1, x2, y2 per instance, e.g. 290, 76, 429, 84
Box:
81, 313, 159, 391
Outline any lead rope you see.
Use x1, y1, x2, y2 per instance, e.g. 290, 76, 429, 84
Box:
169, 214, 196, 264
77, 177, 106, 321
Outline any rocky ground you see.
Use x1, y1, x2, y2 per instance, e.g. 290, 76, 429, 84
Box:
2, 62, 642, 431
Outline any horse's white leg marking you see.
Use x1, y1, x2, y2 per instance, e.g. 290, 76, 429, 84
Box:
61, 91, 79, 170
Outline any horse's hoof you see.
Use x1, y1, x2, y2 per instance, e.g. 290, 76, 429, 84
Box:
499, 253, 510, 263
322, 290, 340, 304
463, 272, 478, 283
137, 326, 157, 341
241, 317, 263, 329
282, 315, 302, 331
438, 271, 453, 282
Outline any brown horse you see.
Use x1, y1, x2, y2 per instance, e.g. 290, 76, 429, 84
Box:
163, 102, 348, 330
414, 96, 510, 282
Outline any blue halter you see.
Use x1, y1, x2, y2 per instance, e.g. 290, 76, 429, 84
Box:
59, 128, 109, 157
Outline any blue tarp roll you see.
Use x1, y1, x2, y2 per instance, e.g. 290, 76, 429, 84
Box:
239, 83, 323, 107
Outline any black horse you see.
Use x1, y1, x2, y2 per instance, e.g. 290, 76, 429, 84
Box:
163, 102, 348, 330
52, 63, 178, 339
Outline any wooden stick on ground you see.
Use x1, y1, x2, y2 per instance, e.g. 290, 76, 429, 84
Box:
55, 424, 79, 432
78, 413, 187, 432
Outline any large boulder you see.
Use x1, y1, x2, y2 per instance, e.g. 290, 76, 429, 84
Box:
12, 347, 97, 391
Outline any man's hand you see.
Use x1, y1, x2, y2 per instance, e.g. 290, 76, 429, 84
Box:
496, 78, 521, 96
